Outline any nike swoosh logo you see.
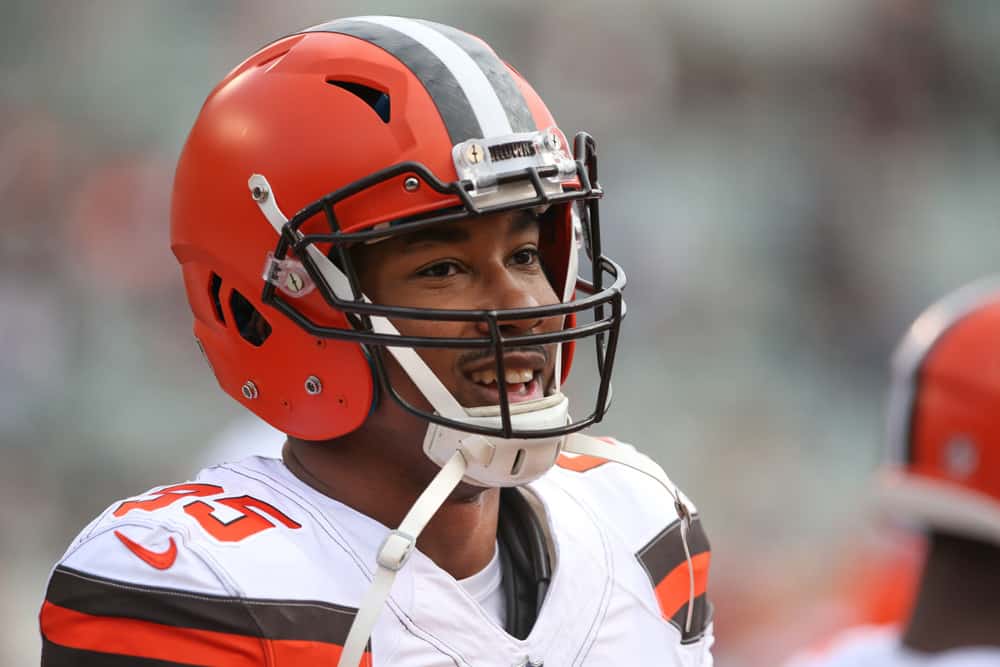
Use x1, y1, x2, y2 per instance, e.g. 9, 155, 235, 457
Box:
114, 530, 178, 570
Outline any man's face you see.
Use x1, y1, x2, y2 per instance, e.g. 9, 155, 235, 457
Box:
353, 210, 563, 409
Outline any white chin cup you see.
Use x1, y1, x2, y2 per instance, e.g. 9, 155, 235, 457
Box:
423, 393, 570, 487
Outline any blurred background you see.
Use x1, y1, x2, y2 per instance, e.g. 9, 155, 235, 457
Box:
4, 0, 1000, 664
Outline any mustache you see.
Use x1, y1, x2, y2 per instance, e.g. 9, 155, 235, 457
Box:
455, 345, 549, 367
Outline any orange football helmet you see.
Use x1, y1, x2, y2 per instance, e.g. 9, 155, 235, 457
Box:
170, 17, 625, 485
880, 276, 1000, 544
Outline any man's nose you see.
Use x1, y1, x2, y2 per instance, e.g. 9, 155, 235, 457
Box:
474, 270, 545, 337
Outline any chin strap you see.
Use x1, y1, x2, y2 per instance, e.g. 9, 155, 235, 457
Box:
563, 434, 697, 634
338, 450, 468, 667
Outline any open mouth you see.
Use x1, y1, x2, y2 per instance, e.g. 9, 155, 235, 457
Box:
463, 366, 545, 405
458, 348, 550, 407
461, 350, 548, 408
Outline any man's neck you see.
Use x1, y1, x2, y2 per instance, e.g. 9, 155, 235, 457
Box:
283, 433, 499, 580
903, 531, 1000, 653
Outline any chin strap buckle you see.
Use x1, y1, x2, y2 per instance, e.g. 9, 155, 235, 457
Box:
377, 529, 416, 571
338, 451, 468, 667
262, 252, 316, 297
674, 497, 692, 530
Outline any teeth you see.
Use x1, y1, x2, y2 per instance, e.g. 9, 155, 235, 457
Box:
469, 369, 497, 385
505, 368, 534, 384
468, 368, 535, 386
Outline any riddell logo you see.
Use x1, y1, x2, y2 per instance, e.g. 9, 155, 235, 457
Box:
114, 530, 178, 570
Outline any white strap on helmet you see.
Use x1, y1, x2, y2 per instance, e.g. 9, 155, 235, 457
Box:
249, 174, 356, 301
338, 449, 468, 667
248, 175, 473, 420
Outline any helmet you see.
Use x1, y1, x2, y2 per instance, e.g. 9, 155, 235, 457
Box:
880, 276, 1000, 545
170, 16, 626, 486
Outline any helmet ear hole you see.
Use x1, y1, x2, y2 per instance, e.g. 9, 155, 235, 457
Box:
230, 289, 272, 347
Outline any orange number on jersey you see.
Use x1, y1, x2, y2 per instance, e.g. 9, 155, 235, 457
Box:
113, 483, 224, 517
184, 495, 302, 542
113, 484, 300, 542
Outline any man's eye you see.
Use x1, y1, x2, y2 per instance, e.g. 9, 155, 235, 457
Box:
511, 248, 540, 266
417, 261, 460, 278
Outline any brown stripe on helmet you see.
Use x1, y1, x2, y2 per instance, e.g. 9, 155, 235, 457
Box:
306, 18, 483, 144
416, 19, 535, 133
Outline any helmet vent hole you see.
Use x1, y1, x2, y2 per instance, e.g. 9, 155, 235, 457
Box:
209, 272, 226, 325
230, 289, 272, 347
511, 449, 526, 476
327, 80, 390, 123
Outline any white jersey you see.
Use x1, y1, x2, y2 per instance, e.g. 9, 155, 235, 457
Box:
785, 626, 1000, 667
40, 443, 714, 666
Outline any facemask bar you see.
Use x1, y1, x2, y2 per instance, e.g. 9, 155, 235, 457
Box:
257, 132, 626, 439
575, 133, 609, 374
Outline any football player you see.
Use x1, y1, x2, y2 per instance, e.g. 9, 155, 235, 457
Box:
39, 16, 714, 666
785, 277, 1000, 667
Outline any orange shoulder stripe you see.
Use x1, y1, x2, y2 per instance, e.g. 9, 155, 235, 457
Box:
40, 601, 368, 666
652, 550, 711, 621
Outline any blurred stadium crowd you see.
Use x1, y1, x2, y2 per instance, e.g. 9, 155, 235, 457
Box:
3, 1, 1000, 664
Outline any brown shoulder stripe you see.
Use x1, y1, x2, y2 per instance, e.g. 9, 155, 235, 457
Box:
636, 515, 710, 585
46, 565, 357, 645
635, 516, 712, 641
